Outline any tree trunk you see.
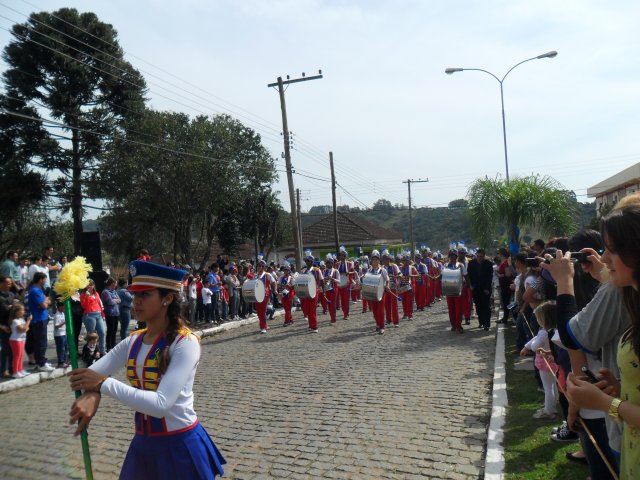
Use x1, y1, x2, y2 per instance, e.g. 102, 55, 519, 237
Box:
71, 123, 83, 255
199, 210, 216, 270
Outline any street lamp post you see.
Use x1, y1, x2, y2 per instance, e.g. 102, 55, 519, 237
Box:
445, 51, 557, 183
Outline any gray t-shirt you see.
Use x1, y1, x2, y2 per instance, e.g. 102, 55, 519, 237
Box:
568, 281, 630, 452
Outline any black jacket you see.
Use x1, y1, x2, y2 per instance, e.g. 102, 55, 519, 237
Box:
467, 259, 494, 292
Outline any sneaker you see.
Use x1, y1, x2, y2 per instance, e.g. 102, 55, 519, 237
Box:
483, 326, 489, 331
551, 424, 579, 443
309, 328, 318, 333
19, 370, 31, 376
458, 327, 464, 333
378, 329, 385, 335
11, 372, 24, 379
551, 421, 566, 434
451, 327, 456, 331
260, 329, 267, 334
533, 410, 557, 420
37, 364, 55, 373
464, 319, 470, 325
393, 324, 399, 328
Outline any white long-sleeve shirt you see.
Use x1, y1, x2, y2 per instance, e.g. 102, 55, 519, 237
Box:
90, 332, 200, 431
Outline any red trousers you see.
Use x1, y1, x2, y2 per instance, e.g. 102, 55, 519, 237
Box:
10, 340, 24, 374
462, 286, 472, 319
282, 294, 293, 323
384, 291, 399, 324
362, 297, 368, 313
415, 281, 427, 309
401, 290, 414, 319
351, 288, 360, 302
435, 279, 442, 298
325, 288, 337, 323
319, 294, 328, 313
426, 278, 435, 305
370, 299, 385, 329
446, 295, 464, 329
256, 298, 269, 330
301, 294, 319, 329
339, 287, 351, 318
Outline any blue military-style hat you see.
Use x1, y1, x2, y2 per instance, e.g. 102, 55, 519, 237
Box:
128, 260, 187, 292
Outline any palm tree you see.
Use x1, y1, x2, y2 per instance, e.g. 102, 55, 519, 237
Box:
467, 175, 576, 250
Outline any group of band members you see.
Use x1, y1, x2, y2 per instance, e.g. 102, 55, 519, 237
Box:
249, 246, 451, 335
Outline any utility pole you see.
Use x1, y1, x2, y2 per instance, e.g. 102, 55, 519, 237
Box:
268, 70, 323, 268
330, 152, 340, 255
296, 188, 303, 259
403, 178, 429, 259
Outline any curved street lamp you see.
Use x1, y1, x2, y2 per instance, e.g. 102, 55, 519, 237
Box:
445, 51, 557, 182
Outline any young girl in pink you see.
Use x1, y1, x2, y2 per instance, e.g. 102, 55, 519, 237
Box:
9, 303, 31, 379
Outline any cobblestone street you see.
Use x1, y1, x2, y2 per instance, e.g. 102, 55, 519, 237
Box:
0, 301, 496, 479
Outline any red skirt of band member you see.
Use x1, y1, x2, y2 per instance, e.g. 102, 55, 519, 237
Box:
401, 290, 414, 319
339, 286, 351, 319
325, 288, 337, 323
301, 293, 319, 329
256, 297, 269, 330
384, 291, 399, 325
415, 280, 426, 309
462, 286, 472, 319
446, 295, 464, 329
369, 298, 385, 330
281, 293, 293, 323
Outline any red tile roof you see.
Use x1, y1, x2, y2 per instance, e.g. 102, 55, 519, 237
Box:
301, 212, 402, 247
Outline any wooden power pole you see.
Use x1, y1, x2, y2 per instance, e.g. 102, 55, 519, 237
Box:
268, 71, 323, 268
403, 178, 429, 259
330, 152, 340, 255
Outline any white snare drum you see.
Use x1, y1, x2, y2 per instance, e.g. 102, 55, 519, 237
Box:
294, 273, 317, 299
242, 279, 265, 303
361, 274, 384, 302
339, 274, 349, 288
441, 268, 463, 297
398, 276, 412, 293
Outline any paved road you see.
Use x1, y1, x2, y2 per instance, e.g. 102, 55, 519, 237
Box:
0, 301, 496, 479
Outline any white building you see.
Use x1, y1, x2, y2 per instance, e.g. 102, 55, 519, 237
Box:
587, 162, 640, 211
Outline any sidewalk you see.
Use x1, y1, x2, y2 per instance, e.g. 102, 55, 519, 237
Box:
0, 310, 278, 394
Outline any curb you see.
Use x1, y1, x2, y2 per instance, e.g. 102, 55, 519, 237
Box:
485, 323, 507, 479
0, 311, 281, 395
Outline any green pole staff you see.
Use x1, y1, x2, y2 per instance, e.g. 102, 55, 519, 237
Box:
65, 298, 94, 480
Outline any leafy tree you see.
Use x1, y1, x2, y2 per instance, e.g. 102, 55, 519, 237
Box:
467, 175, 576, 249
448, 199, 469, 209
1, 8, 147, 253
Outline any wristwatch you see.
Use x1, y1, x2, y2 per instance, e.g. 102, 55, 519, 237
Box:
608, 398, 623, 421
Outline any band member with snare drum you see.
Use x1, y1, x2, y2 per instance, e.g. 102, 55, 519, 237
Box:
337, 247, 355, 320
278, 264, 295, 326
414, 252, 427, 311
256, 260, 276, 334
457, 248, 472, 325
382, 250, 400, 327
365, 250, 389, 334
400, 255, 418, 321
300, 253, 324, 333
322, 255, 340, 325
445, 250, 465, 333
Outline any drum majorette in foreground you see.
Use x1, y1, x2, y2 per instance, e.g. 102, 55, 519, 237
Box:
68, 261, 226, 479
299, 252, 325, 333
363, 250, 389, 334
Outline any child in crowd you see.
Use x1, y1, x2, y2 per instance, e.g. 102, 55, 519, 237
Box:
201, 280, 213, 323
53, 302, 69, 368
81, 332, 100, 367
520, 300, 558, 419
9, 302, 31, 378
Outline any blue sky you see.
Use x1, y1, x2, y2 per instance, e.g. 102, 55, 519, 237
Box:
2, 0, 639, 214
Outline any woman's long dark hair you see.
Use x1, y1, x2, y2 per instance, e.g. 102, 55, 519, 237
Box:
157, 288, 189, 375
569, 229, 605, 310
601, 205, 640, 359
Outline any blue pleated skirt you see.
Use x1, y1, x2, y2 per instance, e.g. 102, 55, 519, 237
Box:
120, 422, 226, 479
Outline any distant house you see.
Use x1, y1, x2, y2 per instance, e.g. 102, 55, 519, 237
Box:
587, 162, 640, 212
273, 212, 403, 262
